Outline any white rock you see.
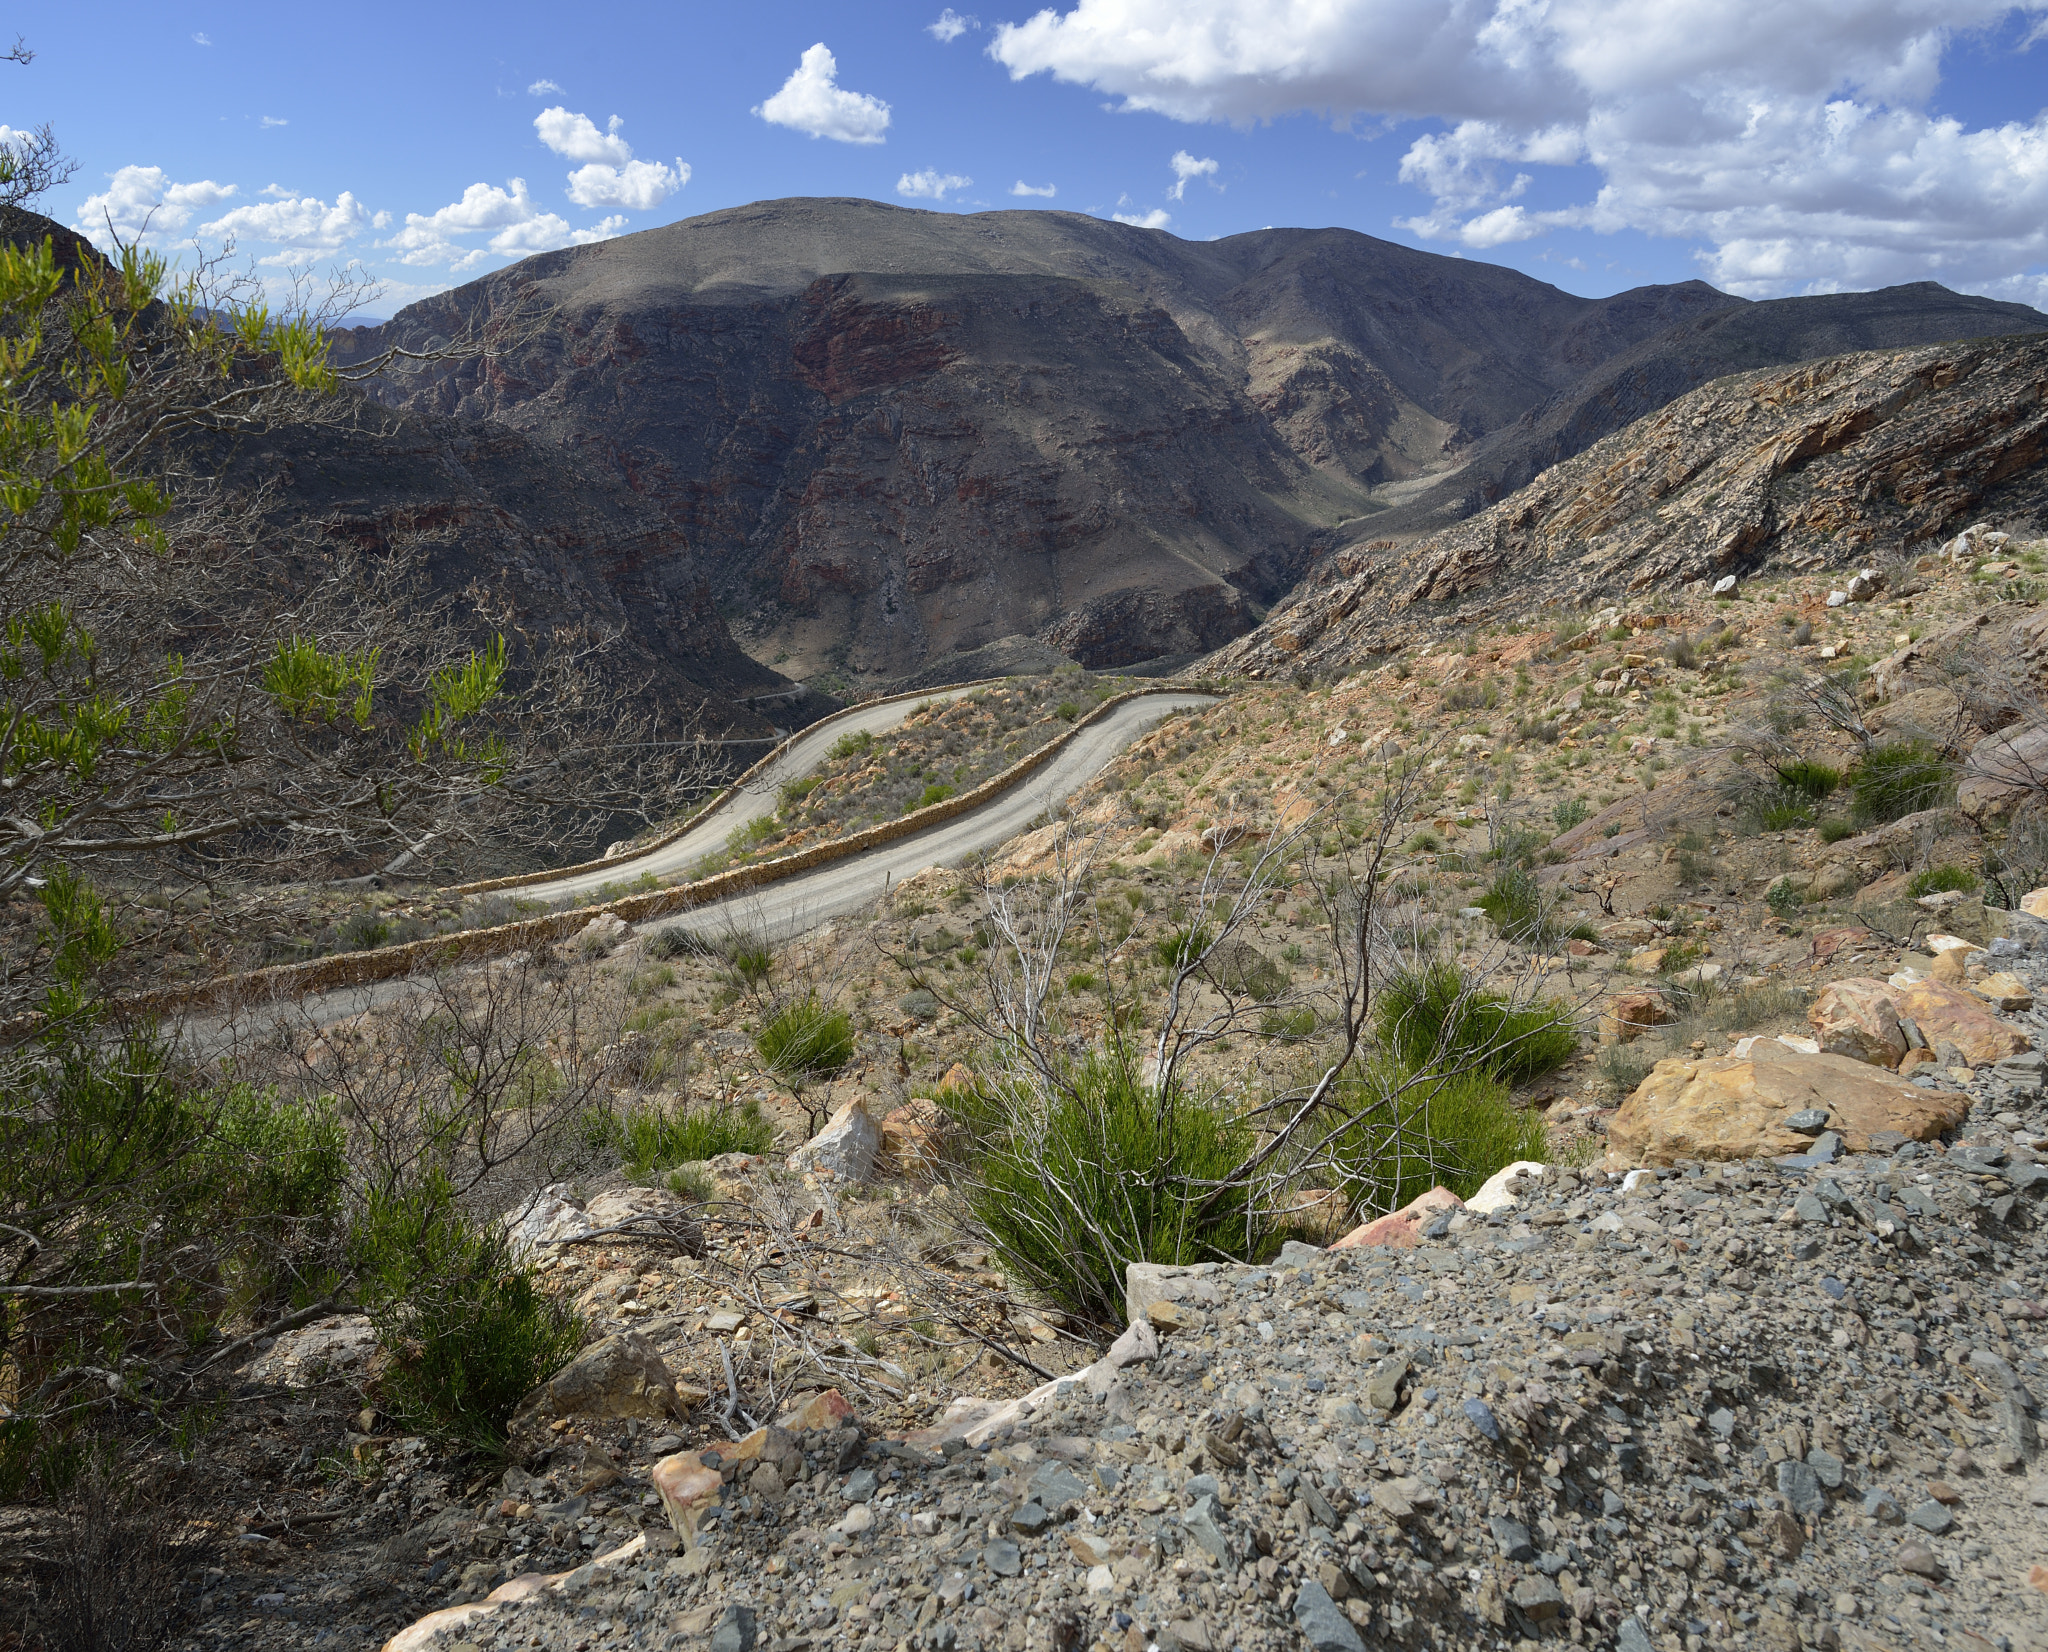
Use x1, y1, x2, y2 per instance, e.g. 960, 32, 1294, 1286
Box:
1712, 575, 1738, 597
1328, 728, 1348, 746
1466, 1159, 1549, 1215
1826, 591, 1849, 608
576, 912, 632, 949
1926, 933, 1983, 955
247, 1315, 379, 1388
838, 1504, 875, 1535
1776, 1034, 1822, 1055
787, 1097, 881, 1183
1588, 1211, 1626, 1234
1087, 1564, 1115, 1595
1621, 1169, 1658, 1193
503, 1183, 594, 1257
1889, 968, 1928, 989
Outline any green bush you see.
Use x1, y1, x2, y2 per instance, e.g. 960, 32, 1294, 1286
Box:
1906, 863, 1980, 899
338, 910, 391, 951
1745, 786, 1816, 832
1260, 1006, 1318, 1039
1851, 739, 1953, 825
755, 997, 855, 1081
1774, 758, 1842, 800
352, 1184, 580, 1454
717, 931, 773, 987
1475, 867, 1594, 946
966, 1055, 1281, 1326
1373, 962, 1579, 1086
826, 728, 874, 761
612, 1100, 773, 1177
1765, 879, 1804, 919
908, 782, 956, 812
1055, 702, 1081, 721
1552, 798, 1592, 833
1152, 923, 1214, 970
1320, 1059, 1547, 1213
1817, 819, 1857, 843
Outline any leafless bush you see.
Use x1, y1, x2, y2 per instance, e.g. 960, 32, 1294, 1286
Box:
22, 1463, 208, 1652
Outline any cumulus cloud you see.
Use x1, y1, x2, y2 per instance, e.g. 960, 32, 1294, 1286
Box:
534, 107, 635, 166
990, 0, 2048, 298
929, 8, 977, 41
528, 78, 562, 95
1167, 149, 1218, 200
74, 167, 237, 244
536, 107, 689, 213
1113, 207, 1172, 229
897, 168, 973, 200
203, 192, 370, 265
378, 178, 624, 271
1011, 180, 1057, 197
754, 43, 892, 144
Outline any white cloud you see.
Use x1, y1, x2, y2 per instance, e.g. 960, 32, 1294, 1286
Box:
203, 192, 370, 265
754, 43, 892, 144
372, 210, 392, 230
74, 167, 237, 244
1167, 149, 1218, 200
1011, 180, 1058, 197
192, 31, 211, 45
534, 106, 635, 166
260, 116, 288, 128
897, 168, 973, 200
528, 78, 562, 95
566, 157, 689, 210
535, 107, 688, 213
261, 183, 294, 199
378, 178, 624, 271
989, 0, 2048, 298
1113, 207, 1172, 229
929, 8, 977, 41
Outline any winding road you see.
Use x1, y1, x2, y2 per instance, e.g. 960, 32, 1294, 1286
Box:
204, 687, 1215, 1040
634, 689, 1216, 944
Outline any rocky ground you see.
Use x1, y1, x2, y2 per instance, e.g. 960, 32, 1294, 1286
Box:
210, 943, 2048, 1652
20, 530, 2048, 1652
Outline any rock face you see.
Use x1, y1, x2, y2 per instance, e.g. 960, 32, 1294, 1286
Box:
787, 1097, 882, 1182
1607, 1047, 1971, 1164
330, 198, 2039, 685
1810, 978, 1911, 1067
513, 1331, 692, 1427
1210, 332, 2048, 678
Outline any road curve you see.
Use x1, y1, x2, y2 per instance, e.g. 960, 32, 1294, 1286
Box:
531, 682, 985, 903
205, 691, 1215, 1041
642, 691, 1217, 944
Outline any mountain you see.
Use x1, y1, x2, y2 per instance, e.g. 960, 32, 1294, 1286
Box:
335, 198, 2039, 684
1205, 331, 2048, 679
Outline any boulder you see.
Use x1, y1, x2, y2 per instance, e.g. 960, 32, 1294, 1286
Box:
1808, 978, 1909, 1067
1280, 1188, 1352, 1244
502, 1184, 593, 1258
1974, 970, 2035, 1012
651, 1453, 725, 1549
775, 1388, 854, 1432
1466, 1160, 1548, 1216
513, 1332, 693, 1428
1599, 990, 1675, 1044
1959, 723, 2048, 819
877, 1100, 947, 1179
2022, 887, 2048, 920
1808, 861, 1861, 900
1892, 978, 2031, 1066
787, 1097, 881, 1183
1607, 1046, 1971, 1166
246, 1314, 380, 1389
1125, 1261, 1225, 1325
503, 1183, 701, 1259
1332, 1186, 1464, 1250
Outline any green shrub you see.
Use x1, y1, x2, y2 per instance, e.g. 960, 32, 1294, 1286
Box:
1765, 879, 1804, 919
1406, 828, 1443, 852
717, 931, 773, 987
1373, 962, 1579, 1085
1744, 786, 1816, 832
755, 997, 856, 1081
1774, 758, 1841, 800
1817, 819, 1857, 844
1851, 740, 1953, 825
1475, 867, 1592, 946
1552, 798, 1593, 833
612, 1100, 773, 1176
966, 1055, 1280, 1326
1055, 702, 1081, 721
338, 910, 391, 951
1261, 1006, 1318, 1039
777, 775, 819, 812
1152, 923, 1213, 970
1906, 863, 1980, 898
353, 1184, 580, 1454
908, 782, 957, 812
1320, 1059, 1547, 1213
827, 728, 874, 761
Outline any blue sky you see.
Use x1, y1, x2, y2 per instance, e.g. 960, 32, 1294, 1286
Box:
8, 1, 2047, 315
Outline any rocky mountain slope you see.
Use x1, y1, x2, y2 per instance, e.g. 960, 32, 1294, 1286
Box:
1210, 331, 2048, 679
329, 199, 2038, 686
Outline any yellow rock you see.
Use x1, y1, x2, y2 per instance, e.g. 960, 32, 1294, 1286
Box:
1973, 970, 2035, 1012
